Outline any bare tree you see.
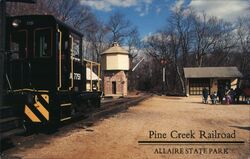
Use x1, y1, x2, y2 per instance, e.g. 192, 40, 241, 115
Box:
168, 7, 193, 67
127, 27, 141, 59
143, 30, 185, 93
192, 13, 228, 67
143, 32, 168, 90
236, 17, 250, 75
209, 21, 236, 66
166, 7, 194, 94
85, 21, 109, 62
106, 12, 133, 45
6, 0, 98, 34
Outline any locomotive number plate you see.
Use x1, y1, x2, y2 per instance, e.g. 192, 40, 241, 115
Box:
74, 73, 81, 80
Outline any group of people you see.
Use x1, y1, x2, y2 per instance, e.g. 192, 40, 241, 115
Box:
202, 86, 241, 104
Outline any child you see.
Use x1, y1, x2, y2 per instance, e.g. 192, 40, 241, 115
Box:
210, 92, 217, 104
202, 88, 209, 104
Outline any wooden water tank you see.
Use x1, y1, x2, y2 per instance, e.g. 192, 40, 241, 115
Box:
101, 42, 129, 71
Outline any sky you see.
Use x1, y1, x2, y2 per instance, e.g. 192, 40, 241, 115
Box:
80, 0, 249, 39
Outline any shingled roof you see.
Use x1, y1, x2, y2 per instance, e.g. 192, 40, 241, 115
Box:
184, 67, 243, 78
101, 42, 128, 55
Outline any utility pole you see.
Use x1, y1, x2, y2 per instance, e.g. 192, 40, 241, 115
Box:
0, 0, 6, 106
162, 67, 165, 93
161, 59, 167, 95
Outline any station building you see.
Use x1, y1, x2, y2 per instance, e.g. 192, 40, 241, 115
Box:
184, 67, 243, 96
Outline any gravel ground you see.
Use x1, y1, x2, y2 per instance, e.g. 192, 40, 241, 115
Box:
3, 95, 250, 159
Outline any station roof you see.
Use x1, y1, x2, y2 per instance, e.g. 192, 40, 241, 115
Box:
101, 42, 128, 55
184, 67, 243, 78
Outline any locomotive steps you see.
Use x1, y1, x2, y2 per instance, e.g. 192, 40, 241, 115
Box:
0, 106, 25, 140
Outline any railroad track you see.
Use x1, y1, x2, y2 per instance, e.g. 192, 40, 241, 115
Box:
0, 94, 152, 152
91, 94, 152, 119
58, 95, 151, 129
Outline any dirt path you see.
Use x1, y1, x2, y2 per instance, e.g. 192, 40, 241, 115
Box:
3, 96, 250, 159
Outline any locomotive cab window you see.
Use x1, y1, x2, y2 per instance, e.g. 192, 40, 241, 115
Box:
10, 30, 27, 59
34, 28, 52, 57
73, 39, 80, 58
71, 35, 80, 59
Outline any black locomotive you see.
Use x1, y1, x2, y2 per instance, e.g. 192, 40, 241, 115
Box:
3, 15, 101, 129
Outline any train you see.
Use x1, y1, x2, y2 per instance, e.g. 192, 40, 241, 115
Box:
2, 15, 102, 132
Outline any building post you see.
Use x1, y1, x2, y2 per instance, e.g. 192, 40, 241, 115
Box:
186, 78, 189, 96
0, 0, 6, 106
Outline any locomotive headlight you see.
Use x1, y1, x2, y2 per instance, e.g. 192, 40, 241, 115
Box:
12, 19, 21, 28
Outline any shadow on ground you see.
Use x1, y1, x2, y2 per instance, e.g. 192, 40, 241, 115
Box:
230, 126, 250, 131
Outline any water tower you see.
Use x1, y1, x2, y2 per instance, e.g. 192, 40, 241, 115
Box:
101, 42, 129, 97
